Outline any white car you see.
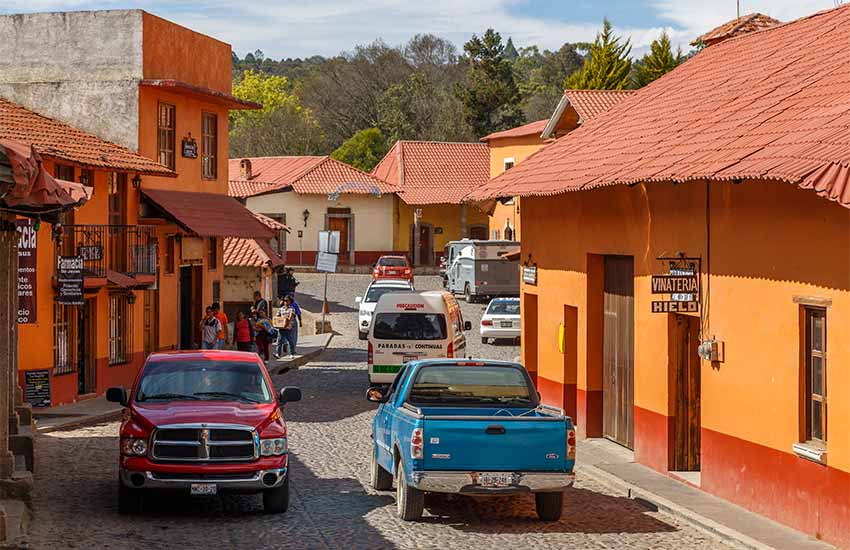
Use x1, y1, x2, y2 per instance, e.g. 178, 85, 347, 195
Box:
356, 279, 414, 340
480, 297, 520, 344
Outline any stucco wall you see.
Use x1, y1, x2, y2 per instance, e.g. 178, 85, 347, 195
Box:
394, 201, 489, 259
0, 10, 143, 149
521, 180, 850, 545
485, 135, 547, 241
245, 191, 396, 261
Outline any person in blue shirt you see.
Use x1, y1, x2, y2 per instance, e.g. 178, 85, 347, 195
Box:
281, 294, 302, 354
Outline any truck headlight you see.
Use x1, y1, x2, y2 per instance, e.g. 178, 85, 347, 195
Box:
260, 438, 287, 456
121, 438, 148, 456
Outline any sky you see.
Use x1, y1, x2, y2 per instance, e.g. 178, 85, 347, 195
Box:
0, 1, 840, 59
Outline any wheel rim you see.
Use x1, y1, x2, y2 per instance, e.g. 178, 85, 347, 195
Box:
396, 464, 404, 513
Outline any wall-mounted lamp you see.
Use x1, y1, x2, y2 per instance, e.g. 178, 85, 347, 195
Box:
302, 209, 310, 226
132, 174, 142, 189
127, 291, 136, 305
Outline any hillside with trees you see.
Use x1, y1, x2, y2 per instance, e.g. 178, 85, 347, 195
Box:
230, 21, 689, 170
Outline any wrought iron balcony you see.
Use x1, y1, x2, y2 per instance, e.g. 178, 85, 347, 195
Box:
56, 224, 158, 279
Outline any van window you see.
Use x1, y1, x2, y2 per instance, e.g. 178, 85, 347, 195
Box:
378, 257, 408, 267
365, 285, 410, 303
373, 313, 447, 340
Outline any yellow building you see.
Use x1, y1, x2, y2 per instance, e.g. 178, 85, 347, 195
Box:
372, 141, 489, 266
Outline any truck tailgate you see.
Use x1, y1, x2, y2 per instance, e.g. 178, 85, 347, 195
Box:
422, 416, 567, 471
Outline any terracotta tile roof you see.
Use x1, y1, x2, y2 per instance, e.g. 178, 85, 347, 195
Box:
0, 96, 174, 177
228, 156, 396, 198
140, 188, 274, 238
372, 141, 490, 205
693, 13, 783, 47
541, 90, 635, 138
254, 212, 291, 232
224, 237, 284, 268
480, 119, 549, 142
470, 4, 850, 210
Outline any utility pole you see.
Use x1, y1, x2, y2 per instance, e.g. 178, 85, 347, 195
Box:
737, 0, 740, 19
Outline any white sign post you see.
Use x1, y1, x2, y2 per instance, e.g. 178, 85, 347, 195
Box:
316, 231, 341, 333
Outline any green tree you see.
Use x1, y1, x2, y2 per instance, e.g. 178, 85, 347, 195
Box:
564, 19, 632, 90
331, 128, 389, 172
514, 43, 587, 120
456, 29, 524, 138
503, 37, 519, 61
230, 70, 301, 126
633, 31, 683, 87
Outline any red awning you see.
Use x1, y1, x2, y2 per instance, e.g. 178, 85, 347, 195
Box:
106, 269, 137, 288
140, 188, 274, 239
0, 140, 90, 213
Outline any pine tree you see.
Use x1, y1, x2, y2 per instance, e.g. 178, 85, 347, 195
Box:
455, 29, 524, 138
564, 19, 632, 90
503, 38, 519, 62
634, 31, 683, 87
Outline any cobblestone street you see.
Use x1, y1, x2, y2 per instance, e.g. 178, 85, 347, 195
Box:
29, 275, 730, 549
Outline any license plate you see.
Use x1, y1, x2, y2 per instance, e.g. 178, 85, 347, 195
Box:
190, 483, 217, 496
500, 321, 513, 328
478, 472, 513, 488
387, 270, 397, 275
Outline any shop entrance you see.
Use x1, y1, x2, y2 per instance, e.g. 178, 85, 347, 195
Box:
523, 293, 538, 386
602, 255, 634, 449
327, 210, 350, 264
77, 297, 97, 395
671, 314, 701, 472
409, 223, 433, 266
178, 265, 202, 350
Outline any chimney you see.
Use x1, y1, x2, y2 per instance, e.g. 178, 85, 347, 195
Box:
240, 159, 252, 179
691, 13, 782, 49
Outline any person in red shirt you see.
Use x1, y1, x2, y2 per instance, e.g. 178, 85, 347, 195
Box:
234, 310, 253, 352
211, 302, 229, 349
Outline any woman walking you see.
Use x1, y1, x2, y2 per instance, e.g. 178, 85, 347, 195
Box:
274, 297, 295, 359
234, 311, 254, 352
254, 309, 274, 361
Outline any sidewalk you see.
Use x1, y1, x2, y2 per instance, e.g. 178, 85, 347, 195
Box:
34, 333, 333, 433
577, 438, 833, 550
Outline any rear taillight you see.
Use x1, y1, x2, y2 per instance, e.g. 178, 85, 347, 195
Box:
367, 341, 373, 365
411, 428, 424, 459
481, 319, 493, 326
567, 428, 576, 460
447, 342, 453, 358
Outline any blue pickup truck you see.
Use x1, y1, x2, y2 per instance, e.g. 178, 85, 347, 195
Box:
366, 359, 576, 521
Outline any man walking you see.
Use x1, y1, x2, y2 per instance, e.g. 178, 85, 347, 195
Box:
200, 307, 222, 350
253, 290, 268, 317
211, 302, 228, 349
286, 294, 302, 355
273, 299, 294, 359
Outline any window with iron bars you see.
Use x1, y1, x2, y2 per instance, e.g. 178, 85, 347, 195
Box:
53, 303, 77, 375
109, 293, 134, 365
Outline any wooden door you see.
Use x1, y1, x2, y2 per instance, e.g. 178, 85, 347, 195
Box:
179, 266, 194, 350
78, 298, 97, 395
143, 289, 159, 357
418, 225, 432, 266
328, 217, 349, 264
602, 256, 634, 449
672, 314, 701, 471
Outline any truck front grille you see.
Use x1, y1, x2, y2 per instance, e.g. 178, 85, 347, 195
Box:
151, 425, 257, 462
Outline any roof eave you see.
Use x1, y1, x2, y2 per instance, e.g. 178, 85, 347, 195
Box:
541, 94, 572, 139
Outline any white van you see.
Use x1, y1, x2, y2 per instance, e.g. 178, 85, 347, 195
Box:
367, 290, 471, 384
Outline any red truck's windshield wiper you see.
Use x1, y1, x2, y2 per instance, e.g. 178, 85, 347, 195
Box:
138, 393, 200, 401
193, 391, 262, 404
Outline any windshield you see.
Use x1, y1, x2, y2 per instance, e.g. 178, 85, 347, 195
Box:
487, 301, 520, 315
373, 313, 447, 340
408, 366, 534, 407
378, 257, 408, 267
136, 360, 273, 404
365, 285, 411, 303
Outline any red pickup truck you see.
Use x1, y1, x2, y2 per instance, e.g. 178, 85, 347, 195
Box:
106, 350, 301, 514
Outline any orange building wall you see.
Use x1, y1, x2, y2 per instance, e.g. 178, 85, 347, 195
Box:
520, 180, 850, 546
142, 12, 233, 94
485, 135, 548, 241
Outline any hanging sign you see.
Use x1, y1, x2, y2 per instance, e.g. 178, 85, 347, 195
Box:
522, 265, 537, 285
181, 135, 198, 158
651, 256, 700, 313
16, 219, 37, 324
56, 256, 84, 305
24, 369, 51, 408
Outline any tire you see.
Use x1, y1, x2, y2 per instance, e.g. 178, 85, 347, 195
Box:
359, 331, 368, 341
535, 491, 564, 521
263, 470, 290, 514
395, 461, 424, 521
464, 284, 473, 303
370, 446, 393, 491
118, 479, 142, 515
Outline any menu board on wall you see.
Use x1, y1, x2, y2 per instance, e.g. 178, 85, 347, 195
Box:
24, 369, 51, 408
16, 219, 37, 323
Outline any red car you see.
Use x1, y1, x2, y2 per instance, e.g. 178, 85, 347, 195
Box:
106, 350, 301, 514
372, 255, 413, 283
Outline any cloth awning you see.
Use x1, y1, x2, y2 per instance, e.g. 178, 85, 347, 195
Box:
141, 188, 274, 239
106, 269, 136, 288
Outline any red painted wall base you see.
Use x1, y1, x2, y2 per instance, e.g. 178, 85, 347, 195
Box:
536, 376, 577, 420
576, 388, 603, 438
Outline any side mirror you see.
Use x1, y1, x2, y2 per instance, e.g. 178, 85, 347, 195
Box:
106, 387, 128, 407
366, 386, 389, 403
440, 256, 446, 263
355, 296, 362, 303
463, 321, 472, 331
279, 386, 302, 404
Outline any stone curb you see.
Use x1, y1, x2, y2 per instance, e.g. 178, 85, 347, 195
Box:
266, 333, 333, 375
35, 410, 123, 434
575, 463, 774, 550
